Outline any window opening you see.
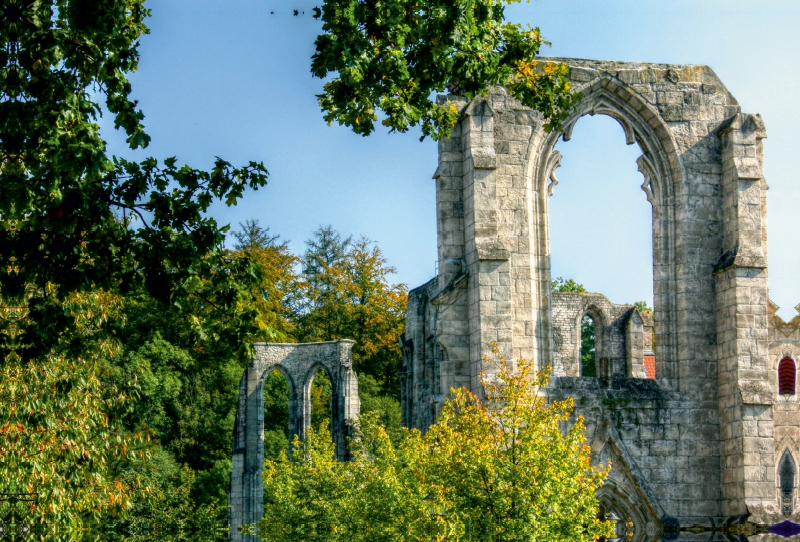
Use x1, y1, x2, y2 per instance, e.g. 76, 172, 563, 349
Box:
779, 357, 796, 396
581, 314, 597, 377
549, 115, 653, 320
310, 367, 333, 433
781, 453, 796, 516
263, 368, 290, 460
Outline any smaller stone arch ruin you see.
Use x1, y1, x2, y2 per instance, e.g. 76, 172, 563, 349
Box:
550, 292, 653, 380
228, 340, 360, 541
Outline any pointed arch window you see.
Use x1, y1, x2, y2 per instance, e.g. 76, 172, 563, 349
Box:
780, 452, 796, 516
779, 357, 796, 396
581, 314, 597, 377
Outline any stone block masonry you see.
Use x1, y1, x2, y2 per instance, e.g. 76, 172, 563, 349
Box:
228, 341, 359, 541
402, 58, 800, 541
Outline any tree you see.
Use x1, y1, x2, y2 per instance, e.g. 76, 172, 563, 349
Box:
312, 0, 581, 139
231, 220, 300, 342
4, 0, 584, 534
297, 227, 407, 395
551, 277, 587, 293
633, 301, 653, 316
232, 219, 285, 252
1, 291, 151, 540
259, 352, 613, 541
1, 0, 266, 535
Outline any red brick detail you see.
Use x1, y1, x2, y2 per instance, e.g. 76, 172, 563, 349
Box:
644, 354, 656, 380
779, 357, 796, 395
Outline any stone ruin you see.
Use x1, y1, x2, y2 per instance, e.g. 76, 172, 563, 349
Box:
228, 341, 360, 541
400, 58, 800, 540
229, 57, 800, 542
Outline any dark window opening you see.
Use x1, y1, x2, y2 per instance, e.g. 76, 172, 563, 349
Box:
781, 453, 796, 517
310, 367, 333, 432
263, 368, 290, 460
779, 357, 796, 396
581, 314, 596, 377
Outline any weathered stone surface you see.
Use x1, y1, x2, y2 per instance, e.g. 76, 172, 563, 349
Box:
228, 341, 359, 541
402, 58, 800, 540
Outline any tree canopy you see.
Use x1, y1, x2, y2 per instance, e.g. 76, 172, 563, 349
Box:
1, 0, 267, 535
260, 353, 613, 541
297, 226, 408, 395
312, 0, 580, 139
3, 0, 587, 536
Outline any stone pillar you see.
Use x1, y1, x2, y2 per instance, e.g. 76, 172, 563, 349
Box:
458, 97, 513, 391
333, 341, 360, 460
626, 309, 647, 379
715, 113, 774, 520
434, 96, 467, 291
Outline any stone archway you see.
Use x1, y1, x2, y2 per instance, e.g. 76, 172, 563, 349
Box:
409, 56, 776, 527
529, 70, 685, 391
228, 340, 360, 541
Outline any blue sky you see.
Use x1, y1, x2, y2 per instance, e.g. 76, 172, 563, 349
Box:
102, 0, 800, 320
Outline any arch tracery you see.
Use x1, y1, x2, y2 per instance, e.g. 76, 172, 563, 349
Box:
780, 450, 797, 517
529, 75, 683, 388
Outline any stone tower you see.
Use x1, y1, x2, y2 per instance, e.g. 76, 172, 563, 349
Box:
401, 58, 800, 540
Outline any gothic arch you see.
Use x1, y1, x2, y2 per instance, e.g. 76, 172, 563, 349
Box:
258, 361, 296, 390
528, 74, 684, 389
258, 363, 301, 445
779, 356, 797, 396
597, 486, 649, 542
593, 426, 664, 542
779, 449, 797, 516
229, 340, 360, 541
580, 304, 607, 378
302, 362, 335, 438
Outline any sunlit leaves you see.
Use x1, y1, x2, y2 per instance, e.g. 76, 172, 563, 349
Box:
312, 0, 581, 139
296, 227, 407, 394
230, 220, 300, 343
0, 0, 267, 535
422, 350, 613, 541
260, 352, 614, 542
0, 291, 150, 540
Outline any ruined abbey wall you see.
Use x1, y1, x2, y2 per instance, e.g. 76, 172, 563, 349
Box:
229, 341, 360, 541
401, 58, 800, 540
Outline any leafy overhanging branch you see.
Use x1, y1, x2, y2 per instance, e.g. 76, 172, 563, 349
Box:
312, 0, 581, 140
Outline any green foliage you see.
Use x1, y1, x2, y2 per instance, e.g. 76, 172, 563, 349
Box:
263, 369, 290, 436
2, 0, 269, 533
232, 219, 286, 252
634, 300, 653, 315
297, 226, 407, 395
260, 354, 613, 541
1, 292, 152, 540
232, 220, 300, 342
98, 457, 228, 541
310, 368, 333, 430
312, 0, 581, 140
581, 314, 596, 378
551, 276, 587, 293
357, 373, 403, 445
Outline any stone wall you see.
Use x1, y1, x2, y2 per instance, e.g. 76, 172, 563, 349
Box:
769, 302, 800, 522
550, 291, 652, 379
228, 341, 359, 541
402, 58, 800, 540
